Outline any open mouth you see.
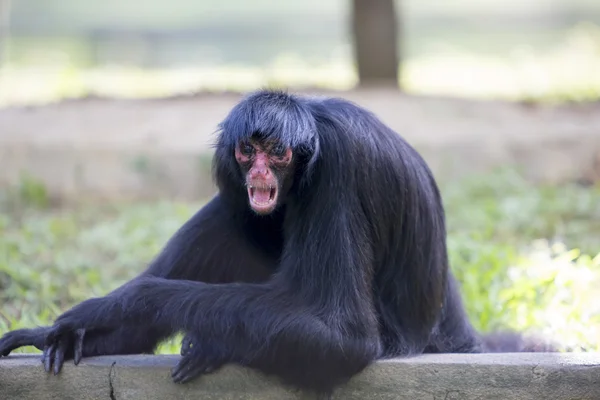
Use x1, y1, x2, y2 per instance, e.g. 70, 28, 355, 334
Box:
248, 184, 277, 212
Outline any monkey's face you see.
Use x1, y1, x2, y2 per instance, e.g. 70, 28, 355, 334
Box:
235, 138, 294, 215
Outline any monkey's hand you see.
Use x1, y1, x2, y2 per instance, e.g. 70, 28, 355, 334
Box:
179, 332, 195, 356
41, 328, 86, 374
0, 327, 50, 357
42, 296, 116, 374
0, 325, 86, 375
172, 332, 230, 384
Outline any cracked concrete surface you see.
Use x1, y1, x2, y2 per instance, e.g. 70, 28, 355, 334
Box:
0, 353, 599, 399
1, 91, 600, 202
108, 361, 117, 400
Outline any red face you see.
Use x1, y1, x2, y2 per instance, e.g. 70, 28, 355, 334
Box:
235, 139, 294, 215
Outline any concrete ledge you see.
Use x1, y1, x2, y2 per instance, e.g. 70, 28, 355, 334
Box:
1, 353, 599, 399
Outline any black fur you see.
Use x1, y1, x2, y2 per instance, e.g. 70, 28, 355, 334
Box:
0, 90, 553, 395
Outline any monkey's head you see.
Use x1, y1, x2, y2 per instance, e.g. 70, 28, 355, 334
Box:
234, 137, 295, 215
213, 89, 320, 216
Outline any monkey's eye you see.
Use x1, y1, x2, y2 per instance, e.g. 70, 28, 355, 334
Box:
271, 144, 287, 158
240, 142, 254, 155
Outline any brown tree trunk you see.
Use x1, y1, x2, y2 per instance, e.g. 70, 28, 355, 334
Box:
351, 0, 400, 88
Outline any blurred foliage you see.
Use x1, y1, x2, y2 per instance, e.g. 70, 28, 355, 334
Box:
0, 173, 51, 211
2, 23, 600, 106
443, 169, 600, 351
0, 169, 599, 356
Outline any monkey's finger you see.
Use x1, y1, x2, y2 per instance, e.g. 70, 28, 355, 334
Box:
0, 347, 13, 357
171, 356, 196, 382
40, 345, 48, 363
53, 338, 69, 375
173, 355, 217, 384
73, 329, 85, 366
203, 364, 217, 374
171, 357, 189, 379
0, 338, 17, 357
180, 336, 192, 356
176, 361, 210, 384
0, 331, 34, 356
44, 343, 57, 373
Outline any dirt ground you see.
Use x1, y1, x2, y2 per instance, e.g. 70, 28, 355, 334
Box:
2, 88, 600, 149
1, 88, 599, 200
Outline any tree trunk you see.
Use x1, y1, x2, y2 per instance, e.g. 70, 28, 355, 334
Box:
351, 0, 400, 88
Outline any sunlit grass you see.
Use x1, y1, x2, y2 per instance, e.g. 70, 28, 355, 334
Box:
443, 169, 600, 350
1, 24, 599, 106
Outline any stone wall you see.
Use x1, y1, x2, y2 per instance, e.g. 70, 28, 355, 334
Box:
1, 353, 599, 399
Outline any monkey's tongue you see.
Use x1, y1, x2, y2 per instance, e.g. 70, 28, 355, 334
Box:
251, 188, 273, 204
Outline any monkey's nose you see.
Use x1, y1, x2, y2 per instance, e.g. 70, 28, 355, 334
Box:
250, 167, 271, 179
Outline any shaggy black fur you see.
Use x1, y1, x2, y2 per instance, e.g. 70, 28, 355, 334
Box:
0, 90, 553, 396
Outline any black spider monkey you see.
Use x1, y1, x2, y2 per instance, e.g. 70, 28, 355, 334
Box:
0, 89, 553, 396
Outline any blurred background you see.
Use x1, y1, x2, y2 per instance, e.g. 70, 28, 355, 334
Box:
0, 0, 599, 354
2, 0, 600, 103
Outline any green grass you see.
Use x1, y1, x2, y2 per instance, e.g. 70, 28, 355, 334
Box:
443, 170, 600, 350
1, 169, 599, 355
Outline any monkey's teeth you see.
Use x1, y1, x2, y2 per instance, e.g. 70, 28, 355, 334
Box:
249, 185, 277, 207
